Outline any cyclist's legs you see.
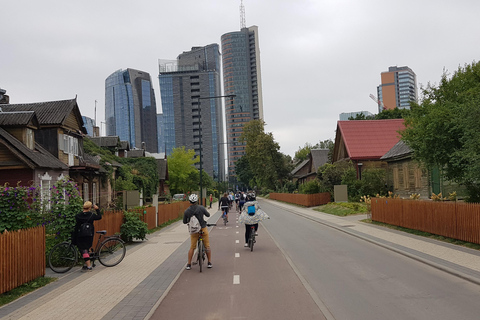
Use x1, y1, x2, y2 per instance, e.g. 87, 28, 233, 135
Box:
222, 206, 229, 220
188, 233, 200, 264
245, 224, 251, 244
201, 227, 212, 263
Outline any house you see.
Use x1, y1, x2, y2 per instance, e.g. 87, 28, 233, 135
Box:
332, 119, 405, 178
0, 111, 69, 191
89, 136, 129, 158
1, 99, 103, 205
291, 149, 330, 184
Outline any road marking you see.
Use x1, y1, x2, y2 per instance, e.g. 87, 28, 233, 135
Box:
236, 225, 239, 228
235, 240, 239, 244
236, 231, 239, 234
233, 275, 240, 284
235, 253, 240, 258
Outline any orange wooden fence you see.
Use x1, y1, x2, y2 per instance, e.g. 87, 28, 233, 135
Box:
158, 201, 189, 226
371, 198, 480, 244
269, 192, 331, 207
0, 226, 45, 295
92, 210, 124, 248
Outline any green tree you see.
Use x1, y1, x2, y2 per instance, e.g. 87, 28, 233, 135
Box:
235, 156, 255, 187
167, 147, 200, 194
402, 61, 480, 202
240, 120, 291, 190
294, 142, 314, 163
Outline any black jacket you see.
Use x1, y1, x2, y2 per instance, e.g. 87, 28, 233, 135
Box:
183, 204, 210, 229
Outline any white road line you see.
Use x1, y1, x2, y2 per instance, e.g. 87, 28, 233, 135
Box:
233, 275, 240, 284
236, 225, 239, 228
236, 231, 239, 234
235, 253, 240, 258
235, 240, 239, 244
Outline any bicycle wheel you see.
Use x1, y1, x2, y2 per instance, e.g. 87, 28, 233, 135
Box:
198, 240, 205, 272
223, 214, 227, 226
249, 229, 255, 252
49, 242, 77, 273
98, 238, 126, 267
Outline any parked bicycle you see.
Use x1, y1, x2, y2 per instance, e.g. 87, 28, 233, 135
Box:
48, 230, 126, 273
192, 223, 215, 272
248, 225, 256, 252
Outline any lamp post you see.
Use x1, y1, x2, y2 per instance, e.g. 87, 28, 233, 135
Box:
197, 94, 236, 205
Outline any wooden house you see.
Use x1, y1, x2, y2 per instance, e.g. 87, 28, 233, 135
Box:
291, 149, 330, 184
1, 99, 103, 205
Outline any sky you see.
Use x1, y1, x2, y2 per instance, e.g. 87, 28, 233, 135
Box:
1, 0, 479, 158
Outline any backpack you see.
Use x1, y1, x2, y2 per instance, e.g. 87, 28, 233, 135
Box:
247, 205, 256, 216
188, 214, 201, 234
78, 222, 94, 237
78, 213, 94, 237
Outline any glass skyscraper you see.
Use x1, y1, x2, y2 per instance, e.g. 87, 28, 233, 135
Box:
158, 44, 225, 180
105, 69, 158, 152
221, 26, 264, 180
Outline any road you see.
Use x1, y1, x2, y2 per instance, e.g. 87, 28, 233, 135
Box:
153, 199, 480, 320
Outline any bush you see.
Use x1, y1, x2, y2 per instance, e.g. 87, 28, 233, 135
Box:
0, 184, 41, 232
120, 210, 148, 242
299, 180, 321, 194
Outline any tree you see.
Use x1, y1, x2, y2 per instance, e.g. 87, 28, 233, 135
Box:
240, 120, 291, 190
167, 147, 199, 194
235, 156, 254, 188
402, 61, 480, 202
294, 143, 314, 163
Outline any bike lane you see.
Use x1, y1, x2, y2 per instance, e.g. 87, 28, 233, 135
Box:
150, 209, 326, 320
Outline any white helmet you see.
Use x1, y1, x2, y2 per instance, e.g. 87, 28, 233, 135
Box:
189, 194, 198, 203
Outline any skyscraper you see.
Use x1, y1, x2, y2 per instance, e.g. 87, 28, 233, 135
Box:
158, 44, 225, 180
377, 66, 417, 112
221, 25, 264, 180
105, 69, 158, 152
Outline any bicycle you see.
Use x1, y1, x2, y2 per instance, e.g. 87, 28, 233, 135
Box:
192, 223, 215, 272
220, 206, 229, 226
48, 230, 126, 273
248, 225, 256, 252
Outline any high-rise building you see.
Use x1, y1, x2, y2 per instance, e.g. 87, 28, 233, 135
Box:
221, 25, 264, 180
377, 66, 417, 112
81, 116, 97, 137
157, 113, 164, 154
158, 44, 225, 180
105, 69, 158, 152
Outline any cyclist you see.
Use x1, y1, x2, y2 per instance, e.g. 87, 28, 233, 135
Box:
183, 194, 212, 270
242, 193, 260, 247
218, 192, 230, 222
74, 201, 102, 271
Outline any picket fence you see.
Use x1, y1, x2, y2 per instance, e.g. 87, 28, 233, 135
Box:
0, 226, 45, 295
371, 198, 480, 244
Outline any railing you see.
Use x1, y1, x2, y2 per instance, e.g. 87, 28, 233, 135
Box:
269, 192, 331, 207
0, 226, 45, 295
371, 198, 480, 244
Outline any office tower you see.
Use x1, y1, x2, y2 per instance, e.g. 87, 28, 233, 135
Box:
221, 25, 264, 181
158, 44, 225, 180
105, 69, 158, 152
157, 113, 164, 154
377, 66, 417, 112
82, 116, 96, 137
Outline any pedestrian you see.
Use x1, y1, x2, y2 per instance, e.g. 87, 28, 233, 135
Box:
209, 194, 213, 209
183, 194, 212, 270
74, 201, 102, 271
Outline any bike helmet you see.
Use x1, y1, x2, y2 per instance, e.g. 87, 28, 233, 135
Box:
188, 194, 198, 203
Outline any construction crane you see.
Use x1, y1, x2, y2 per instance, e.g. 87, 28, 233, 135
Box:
369, 94, 384, 112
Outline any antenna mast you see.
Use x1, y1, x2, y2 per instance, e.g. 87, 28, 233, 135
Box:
240, 0, 246, 29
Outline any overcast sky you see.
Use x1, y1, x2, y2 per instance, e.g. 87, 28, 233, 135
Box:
2, 0, 479, 158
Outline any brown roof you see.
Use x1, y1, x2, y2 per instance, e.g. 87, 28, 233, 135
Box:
1, 98, 87, 133
90, 136, 120, 148
0, 111, 38, 127
0, 127, 68, 170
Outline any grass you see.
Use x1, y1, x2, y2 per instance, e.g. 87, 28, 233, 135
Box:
314, 202, 368, 216
365, 220, 480, 251
0, 277, 56, 307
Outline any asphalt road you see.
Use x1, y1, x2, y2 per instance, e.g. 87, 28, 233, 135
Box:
151, 207, 326, 320
260, 200, 480, 320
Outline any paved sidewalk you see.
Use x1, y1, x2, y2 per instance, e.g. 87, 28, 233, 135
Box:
2, 199, 480, 320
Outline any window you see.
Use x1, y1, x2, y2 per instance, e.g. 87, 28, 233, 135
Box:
40, 172, 52, 210
63, 135, 78, 156
83, 183, 89, 201
26, 128, 34, 149
92, 182, 97, 205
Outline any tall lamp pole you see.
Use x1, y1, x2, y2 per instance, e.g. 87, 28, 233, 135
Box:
198, 94, 236, 205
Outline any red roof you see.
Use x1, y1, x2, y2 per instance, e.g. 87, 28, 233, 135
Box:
337, 119, 405, 160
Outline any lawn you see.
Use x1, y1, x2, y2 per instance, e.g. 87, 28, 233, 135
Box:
314, 202, 368, 216
0, 277, 56, 307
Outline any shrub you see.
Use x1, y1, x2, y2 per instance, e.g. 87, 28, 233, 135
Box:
0, 184, 41, 232
299, 180, 321, 194
121, 210, 148, 242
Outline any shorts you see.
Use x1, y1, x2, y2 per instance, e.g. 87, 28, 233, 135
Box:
190, 227, 210, 250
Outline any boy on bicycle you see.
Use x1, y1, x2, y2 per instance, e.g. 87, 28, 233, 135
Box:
183, 194, 212, 270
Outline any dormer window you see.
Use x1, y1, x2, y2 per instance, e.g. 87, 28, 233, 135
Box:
26, 128, 34, 149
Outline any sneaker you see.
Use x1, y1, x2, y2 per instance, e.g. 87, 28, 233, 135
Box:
255, 232, 258, 236
82, 265, 88, 271
244, 243, 249, 247
207, 262, 212, 268
185, 264, 191, 270
85, 267, 93, 272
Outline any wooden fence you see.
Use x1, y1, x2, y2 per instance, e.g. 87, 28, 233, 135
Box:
0, 226, 45, 295
371, 198, 480, 244
158, 201, 189, 226
92, 210, 125, 248
269, 192, 331, 207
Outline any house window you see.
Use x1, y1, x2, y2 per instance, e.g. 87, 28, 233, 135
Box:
40, 172, 52, 210
63, 135, 79, 156
26, 128, 34, 149
83, 183, 89, 202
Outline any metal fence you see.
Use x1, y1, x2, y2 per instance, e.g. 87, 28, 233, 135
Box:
269, 192, 331, 207
0, 226, 45, 295
371, 198, 480, 244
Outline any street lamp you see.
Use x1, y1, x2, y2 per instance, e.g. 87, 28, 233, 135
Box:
197, 94, 236, 205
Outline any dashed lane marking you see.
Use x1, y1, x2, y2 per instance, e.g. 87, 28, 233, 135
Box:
233, 275, 240, 284
235, 253, 240, 258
